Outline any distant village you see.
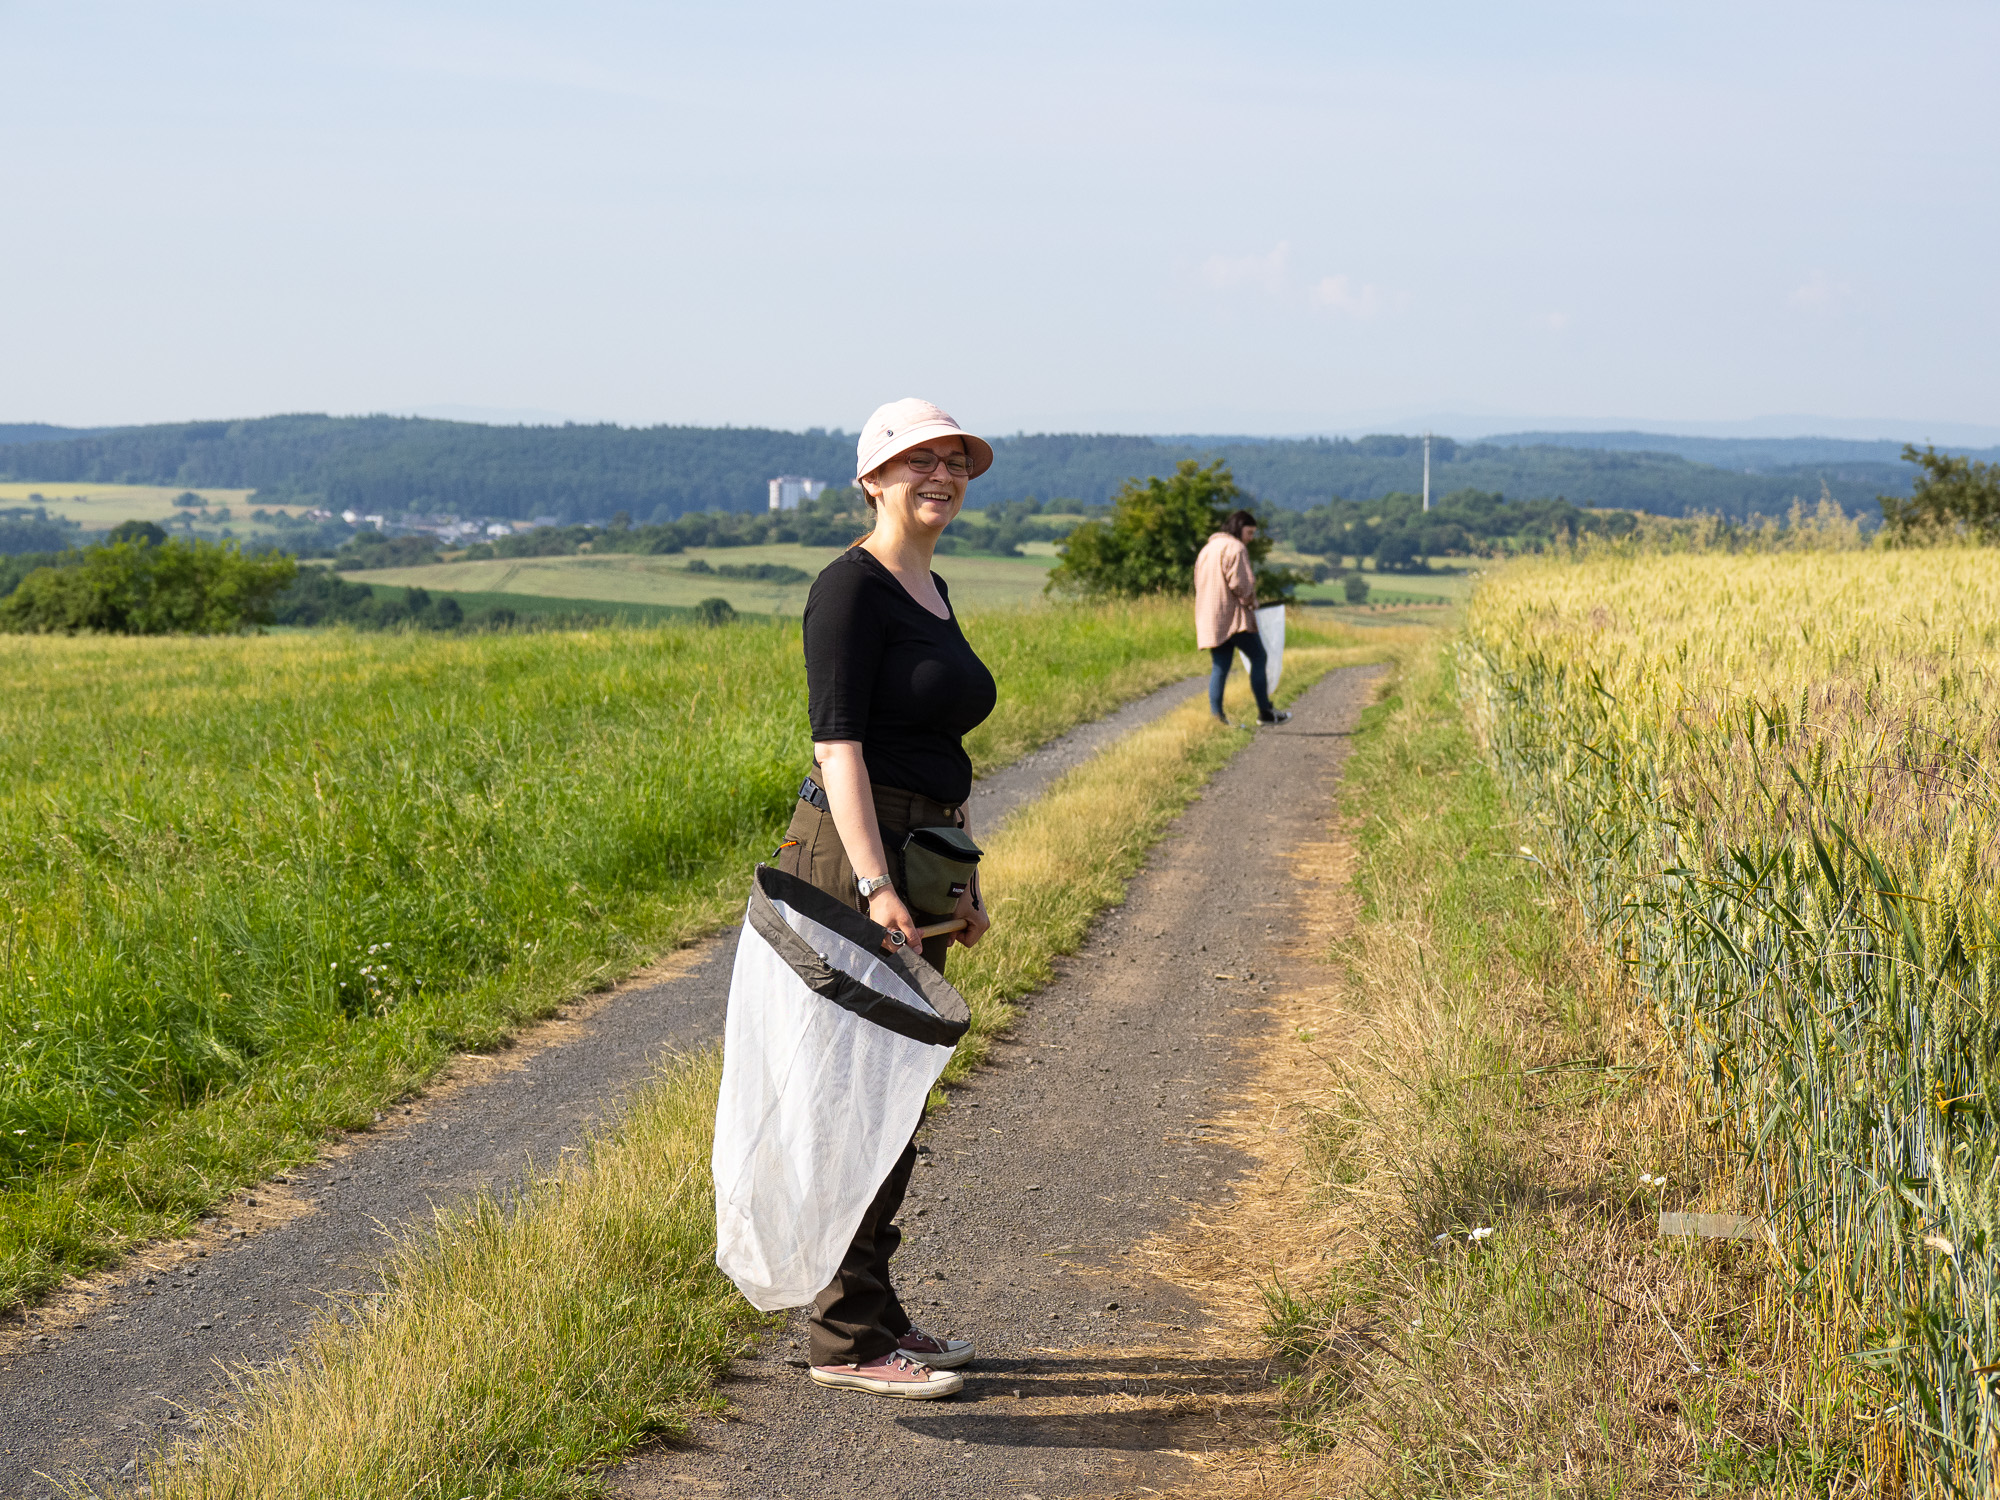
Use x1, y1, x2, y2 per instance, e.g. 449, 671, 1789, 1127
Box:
314, 474, 828, 545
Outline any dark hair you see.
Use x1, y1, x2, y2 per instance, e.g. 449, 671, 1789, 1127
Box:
1222, 509, 1258, 540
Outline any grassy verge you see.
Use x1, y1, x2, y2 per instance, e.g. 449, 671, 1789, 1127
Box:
1265, 641, 1866, 1494
141, 1053, 749, 1500
137, 636, 1387, 1498
0, 600, 1235, 1310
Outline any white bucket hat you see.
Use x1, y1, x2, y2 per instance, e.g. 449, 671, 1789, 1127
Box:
854, 398, 995, 484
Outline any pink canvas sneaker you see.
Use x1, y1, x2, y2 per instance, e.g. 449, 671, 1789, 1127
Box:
809, 1348, 964, 1399
897, 1326, 975, 1369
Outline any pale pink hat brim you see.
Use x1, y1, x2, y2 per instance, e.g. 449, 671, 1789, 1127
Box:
854, 398, 995, 483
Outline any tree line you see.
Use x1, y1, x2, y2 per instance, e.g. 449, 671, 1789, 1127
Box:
0, 413, 1914, 524
12, 448, 1979, 634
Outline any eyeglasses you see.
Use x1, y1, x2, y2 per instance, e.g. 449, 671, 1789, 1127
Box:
900, 449, 971, 478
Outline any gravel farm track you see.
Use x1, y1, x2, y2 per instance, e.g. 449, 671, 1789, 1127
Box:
0, 666, 1377, 1500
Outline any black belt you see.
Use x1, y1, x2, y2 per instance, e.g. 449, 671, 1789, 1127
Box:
799, 776, 961, 823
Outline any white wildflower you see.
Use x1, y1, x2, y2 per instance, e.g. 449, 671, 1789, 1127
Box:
1469, 1226, 1495, 1242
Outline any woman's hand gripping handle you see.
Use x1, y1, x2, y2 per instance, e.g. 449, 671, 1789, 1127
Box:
867, 885, 923, 953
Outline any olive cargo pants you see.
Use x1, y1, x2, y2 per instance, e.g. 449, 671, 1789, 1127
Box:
773, 779, 961, 1365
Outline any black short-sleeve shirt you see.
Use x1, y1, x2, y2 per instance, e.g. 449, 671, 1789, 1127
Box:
803, 548, 997, 806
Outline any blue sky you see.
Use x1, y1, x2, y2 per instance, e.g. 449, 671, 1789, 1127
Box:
4, 1, 1996, 439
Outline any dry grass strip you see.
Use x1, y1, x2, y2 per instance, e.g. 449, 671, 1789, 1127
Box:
1083, 640, 1877, 1498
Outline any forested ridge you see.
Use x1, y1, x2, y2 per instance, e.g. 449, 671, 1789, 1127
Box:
0, 414, 1943, 521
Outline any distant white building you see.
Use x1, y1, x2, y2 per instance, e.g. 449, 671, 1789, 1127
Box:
769, 475, 827, 512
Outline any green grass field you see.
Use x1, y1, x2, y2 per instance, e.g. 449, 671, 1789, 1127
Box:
0, 481, 284, 527
0, 600, 1218, 1309
1289, 561, 1479, 608
351, 544, 1059, 615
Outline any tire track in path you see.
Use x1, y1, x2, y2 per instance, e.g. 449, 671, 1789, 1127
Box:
614, 665, 1379, 1500
0, 678, 1205, 1500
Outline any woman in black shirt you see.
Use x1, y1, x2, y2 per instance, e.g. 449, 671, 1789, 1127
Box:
774, 397, 996, 1399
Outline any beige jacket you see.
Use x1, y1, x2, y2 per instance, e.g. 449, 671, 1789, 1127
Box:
1193, 532, 1257, 649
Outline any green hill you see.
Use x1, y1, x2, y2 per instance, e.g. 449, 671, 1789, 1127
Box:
0, 415, 1950, 522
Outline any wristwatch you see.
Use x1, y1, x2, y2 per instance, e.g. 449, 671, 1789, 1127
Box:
856, 872, 895, 900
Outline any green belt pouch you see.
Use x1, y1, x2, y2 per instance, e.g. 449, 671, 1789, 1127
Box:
901, 825, 983, 914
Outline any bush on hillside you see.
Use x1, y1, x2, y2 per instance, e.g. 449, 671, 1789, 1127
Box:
271, 567, 469, 631
0, 550, 68, 599
0, 538, 297, 635
106, 519, 169, 548
704, 561, 811, 584
1880, 444, 2000, 542
1372, 527, 1427, 573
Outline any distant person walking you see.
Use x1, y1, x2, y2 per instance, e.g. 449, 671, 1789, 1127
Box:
771, 397, 996, 1400
1194, 509, 1288, 726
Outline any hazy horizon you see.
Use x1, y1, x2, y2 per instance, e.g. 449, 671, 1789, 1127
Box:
5, 3, 1995, 437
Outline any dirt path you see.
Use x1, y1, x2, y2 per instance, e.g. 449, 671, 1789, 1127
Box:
0, 678, 1206, 1500
613, 665, 1379, 1500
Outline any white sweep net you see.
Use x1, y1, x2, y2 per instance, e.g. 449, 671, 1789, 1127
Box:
1254, 602, 1287, 694
712, 866, 969, 1311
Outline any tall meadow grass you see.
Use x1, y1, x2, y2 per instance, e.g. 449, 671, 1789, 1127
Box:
1464, 550, 2000, 1494
1, 600, 1205, 1308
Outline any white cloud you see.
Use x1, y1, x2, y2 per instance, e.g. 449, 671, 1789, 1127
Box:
1546, 311, 1572, 331
1790, 269, 1854, 309
1201, 241, 1293, 296
1309, 274, 1388, 318
1197, 246, 1397, 319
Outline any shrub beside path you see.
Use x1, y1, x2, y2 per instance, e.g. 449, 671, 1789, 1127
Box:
0, 679, 1212, 1500
615, 666, 1379, 1500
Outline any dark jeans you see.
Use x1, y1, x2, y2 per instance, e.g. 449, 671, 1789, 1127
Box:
1209, 628, 1275, 720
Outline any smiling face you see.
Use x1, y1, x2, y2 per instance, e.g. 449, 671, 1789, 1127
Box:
862, 435, 968, 537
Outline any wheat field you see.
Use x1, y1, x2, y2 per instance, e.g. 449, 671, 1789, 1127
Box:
1464, 550, 2000, 1495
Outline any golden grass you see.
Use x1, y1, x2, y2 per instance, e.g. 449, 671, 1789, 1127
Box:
1466, 550, 2000, 1492
1089, 640, 1872, 1498
141, 1053, 751, 1500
